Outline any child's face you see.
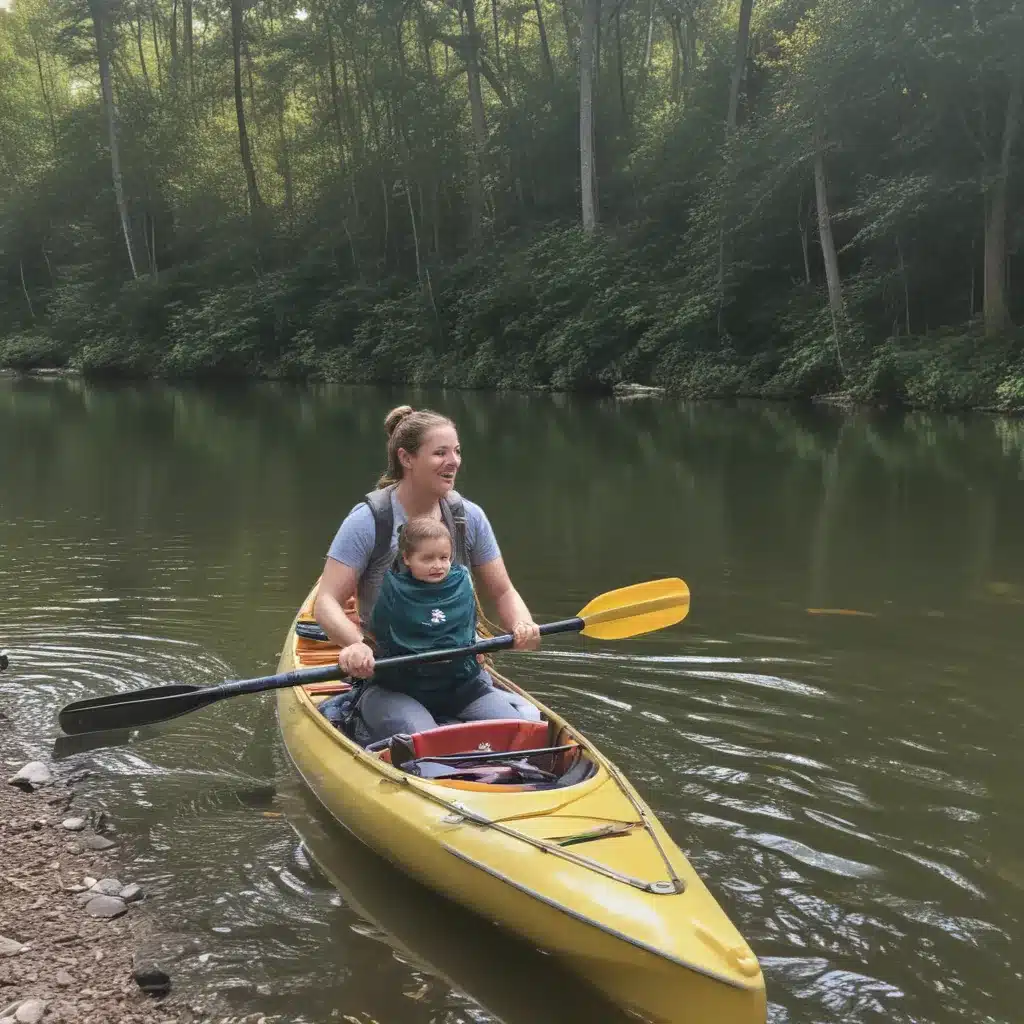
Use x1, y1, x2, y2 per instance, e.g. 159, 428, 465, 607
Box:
403, 536, 453, 583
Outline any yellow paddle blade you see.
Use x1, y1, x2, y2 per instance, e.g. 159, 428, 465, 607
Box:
577, 578, 690, 640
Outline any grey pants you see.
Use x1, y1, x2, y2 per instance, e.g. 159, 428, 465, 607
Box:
358, 675, 542, 744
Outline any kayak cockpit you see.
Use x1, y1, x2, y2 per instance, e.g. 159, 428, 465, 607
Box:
310, 683, 598, 791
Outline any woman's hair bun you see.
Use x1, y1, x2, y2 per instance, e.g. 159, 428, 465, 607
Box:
384, 405, 415, 437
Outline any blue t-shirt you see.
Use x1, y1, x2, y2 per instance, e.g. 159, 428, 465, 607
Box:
326, 491, 501, 621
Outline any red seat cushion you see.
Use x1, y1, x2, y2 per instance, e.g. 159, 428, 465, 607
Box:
410, 719, 550, 759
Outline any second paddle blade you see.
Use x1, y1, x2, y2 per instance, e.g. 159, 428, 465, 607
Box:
58, 683, 207, 735
578, 577, 690, 640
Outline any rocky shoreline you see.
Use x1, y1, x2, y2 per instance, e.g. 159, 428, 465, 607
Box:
0, 757, 191, 1024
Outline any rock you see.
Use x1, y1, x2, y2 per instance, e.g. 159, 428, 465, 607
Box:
118, 883, 143, 903
7, 763, 52, 792
64, 769, 91, 786
0, 939, 23, 958
132, 965, 171, 997
88, 878, 123, 896
61, 817, 86, 832
83, 895, 126, 919
611, 382, 667, 401
15, 1001, 46, 1024
81, 835, 115, 852
82, 877, 97, 888
55, 969, 74, 987
65, 843, 82, 855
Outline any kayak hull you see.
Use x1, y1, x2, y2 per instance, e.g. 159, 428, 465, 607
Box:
276, 593, 766, 1024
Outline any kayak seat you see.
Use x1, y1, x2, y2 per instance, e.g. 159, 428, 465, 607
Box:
395, 719, 552, 765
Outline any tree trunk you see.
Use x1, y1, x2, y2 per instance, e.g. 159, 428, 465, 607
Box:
685, 15, 697, 86
244, 37, 259, 133
579, 0, 599, 232
798, 195, 811, 284
417, 6, 434, 79
615, 9, 627, 125
324, 13, 346, 157
433, 181, 441, 256
717, 0, 754, 317
90, 0, 139, 278
559, 0, 572, 51
150, 2, 163, 89
19, 260, 35, 322
814, 128, 844, 371
491, 0, 501, 70
639, 0, 654, 97
395, 14, 408, 80
339, 43, 361, 159
983, 73, 1022, 337
533, 0, 555, 84
31, 35, 58, 153
231, 0, 262, 212
183, 0, 194, 95
135, 10, 151, 94
726, 0, 753, 132
169, 0, 178, 66
381, 176, 390, 264
669, 16, 681, 104
896, 234, 911, 336
462, 0, 487, 242
405, 179, 423, 286
277, 98, 294, 226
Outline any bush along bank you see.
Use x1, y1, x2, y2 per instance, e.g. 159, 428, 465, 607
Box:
1, 227, 1022, 414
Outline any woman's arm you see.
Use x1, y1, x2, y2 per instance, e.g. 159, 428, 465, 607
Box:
314, 559, 376, 676
473, 557, 541, 650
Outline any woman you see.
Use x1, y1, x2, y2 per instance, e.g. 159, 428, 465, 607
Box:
314, 405, 542, 741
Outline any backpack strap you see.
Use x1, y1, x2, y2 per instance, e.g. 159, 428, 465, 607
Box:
364, 485, 396, 570
441, 489, 470, 568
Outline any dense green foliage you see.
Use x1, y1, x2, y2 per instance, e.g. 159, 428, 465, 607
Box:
0, 0, 1022, 407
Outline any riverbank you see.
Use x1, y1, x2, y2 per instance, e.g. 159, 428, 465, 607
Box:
0, 750, 196, 1024
3, 322, 1022, 413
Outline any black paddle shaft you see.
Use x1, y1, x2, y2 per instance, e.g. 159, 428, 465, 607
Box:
217, 616, 584, 698
57, 618, 584, 735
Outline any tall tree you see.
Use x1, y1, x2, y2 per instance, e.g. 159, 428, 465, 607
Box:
88, 0, 138, 277
579, 0, 599, 232
230, 0, 261, 212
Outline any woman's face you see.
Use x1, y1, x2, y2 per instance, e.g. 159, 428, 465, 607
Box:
400, 425, 462, 499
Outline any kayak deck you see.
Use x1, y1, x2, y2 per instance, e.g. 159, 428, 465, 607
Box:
276, 584, 767, 1024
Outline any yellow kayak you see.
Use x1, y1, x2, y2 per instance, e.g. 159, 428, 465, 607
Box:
276, 583, 767, 1024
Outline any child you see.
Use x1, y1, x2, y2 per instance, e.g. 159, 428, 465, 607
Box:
369, 516, 493, 720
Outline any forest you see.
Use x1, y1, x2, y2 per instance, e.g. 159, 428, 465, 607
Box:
0, 0, 1022, 407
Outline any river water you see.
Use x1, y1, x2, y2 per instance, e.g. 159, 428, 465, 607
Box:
1, 376, 1022, 1023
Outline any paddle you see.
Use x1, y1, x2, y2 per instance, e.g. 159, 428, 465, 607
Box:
57, 577, 689, 736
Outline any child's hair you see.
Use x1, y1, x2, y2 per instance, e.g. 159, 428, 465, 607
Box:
398, 516, 452, 561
